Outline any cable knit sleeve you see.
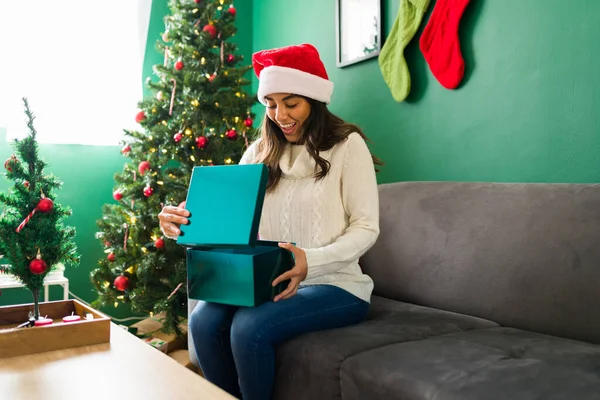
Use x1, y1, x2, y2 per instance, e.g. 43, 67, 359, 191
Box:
302, 133, 380, 279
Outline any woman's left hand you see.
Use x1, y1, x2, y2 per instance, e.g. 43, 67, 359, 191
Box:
272, 242, 308, 302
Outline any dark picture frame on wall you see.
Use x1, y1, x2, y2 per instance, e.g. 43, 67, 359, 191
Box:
335, 0, 382, 68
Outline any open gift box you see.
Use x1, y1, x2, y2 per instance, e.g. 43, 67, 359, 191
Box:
177, 163, 295, 307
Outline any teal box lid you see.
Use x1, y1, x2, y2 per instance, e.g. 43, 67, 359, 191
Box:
176, 163, 269, 248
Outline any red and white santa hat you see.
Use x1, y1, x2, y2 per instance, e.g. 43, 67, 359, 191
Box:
252, 44, 334, 105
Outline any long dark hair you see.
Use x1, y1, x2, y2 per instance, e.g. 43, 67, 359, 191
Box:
255, 96, 383, 192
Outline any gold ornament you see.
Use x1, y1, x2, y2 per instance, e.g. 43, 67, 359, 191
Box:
201, 57, 206, 65
235, 92, 241, 97
191, 99, 200, 107
185, 128, 192, 136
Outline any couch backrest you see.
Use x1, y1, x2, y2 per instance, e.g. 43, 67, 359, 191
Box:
360, 181, 600, 344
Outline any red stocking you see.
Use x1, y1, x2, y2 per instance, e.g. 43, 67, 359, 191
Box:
419, 0, 471, 89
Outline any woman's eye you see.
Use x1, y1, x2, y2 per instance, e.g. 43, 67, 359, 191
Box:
286, 103, 297, 109
267, 104, 276, 109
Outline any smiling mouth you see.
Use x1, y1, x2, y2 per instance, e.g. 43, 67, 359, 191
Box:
279, 122, 297, 135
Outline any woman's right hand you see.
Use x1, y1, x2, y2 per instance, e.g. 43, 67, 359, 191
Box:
158, 201, 189, 240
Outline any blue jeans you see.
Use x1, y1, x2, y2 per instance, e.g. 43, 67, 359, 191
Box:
189, 284, 369, 400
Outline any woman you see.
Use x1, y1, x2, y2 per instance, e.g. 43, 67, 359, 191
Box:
158, 43, 381, 400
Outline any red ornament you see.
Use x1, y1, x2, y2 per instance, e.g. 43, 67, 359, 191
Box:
138, 161, 151, 175
15, 197, 53, 233
196, 136, 209, 149
114, 275, 129, 292
4, 155, 19, 172
208, 73, 217, 82
194, 0, 201, 3
23, 181, 30, 189
29, 254, 47, 275
113, 190, 123, 201
175, 59, 184, 71
107, 252, 116, 262
143, 186, 154, 197
228, 6, 236, 16
173, 132, 183, 142
121, 144, 131, 155
227, 54, 235, 63
203, 24, 217, 38
244, 118, 253, 127
155, 238, 165, 249
104, 240, 111, 247
226, 129, 238, 140
37, 198, 54, 213
135, 111, 146, 123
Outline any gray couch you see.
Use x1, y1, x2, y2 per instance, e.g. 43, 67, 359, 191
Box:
189, 181, 600, 399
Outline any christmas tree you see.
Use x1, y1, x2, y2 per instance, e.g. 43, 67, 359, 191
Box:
0, 98, 80, 324
91, 0, 257, 335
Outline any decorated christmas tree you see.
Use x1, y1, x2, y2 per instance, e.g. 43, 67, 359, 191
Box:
0, 98, 80, 325
91, 0, 257, 335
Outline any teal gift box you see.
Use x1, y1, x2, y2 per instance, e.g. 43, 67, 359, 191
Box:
177, 163, 294, 307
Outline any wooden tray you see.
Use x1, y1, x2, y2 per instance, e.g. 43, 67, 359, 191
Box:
0, 299, 111, 358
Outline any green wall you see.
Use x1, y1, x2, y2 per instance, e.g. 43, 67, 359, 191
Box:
252, 0, 600, 184
0, 0, 255, 321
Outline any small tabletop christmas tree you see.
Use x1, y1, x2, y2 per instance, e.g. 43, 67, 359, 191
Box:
0, 98, 80, 325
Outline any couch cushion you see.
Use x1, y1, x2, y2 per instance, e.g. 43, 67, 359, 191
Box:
361, 182, 600, 344
272, 296, 498, 400
340, 327, 600, 400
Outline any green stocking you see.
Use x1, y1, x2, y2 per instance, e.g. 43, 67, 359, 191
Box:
379, 0, 431, 102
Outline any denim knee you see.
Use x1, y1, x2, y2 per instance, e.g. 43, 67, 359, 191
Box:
189, 302, 232, 344
230, 307, 270, 355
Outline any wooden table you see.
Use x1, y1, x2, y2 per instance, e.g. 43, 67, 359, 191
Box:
0, 322, 237, 400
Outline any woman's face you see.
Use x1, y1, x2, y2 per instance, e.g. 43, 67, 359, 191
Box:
264, 93, 311, 143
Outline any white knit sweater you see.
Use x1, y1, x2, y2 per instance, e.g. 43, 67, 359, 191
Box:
239, 132, 380, 303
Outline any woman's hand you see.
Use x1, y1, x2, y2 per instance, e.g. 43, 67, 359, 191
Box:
272, 242, 308, 302
158, 201, 189, 240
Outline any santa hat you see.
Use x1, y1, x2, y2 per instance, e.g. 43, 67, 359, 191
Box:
252, 44, 334, 105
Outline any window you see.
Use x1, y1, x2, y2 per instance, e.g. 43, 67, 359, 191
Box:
0, 1, 151, 146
